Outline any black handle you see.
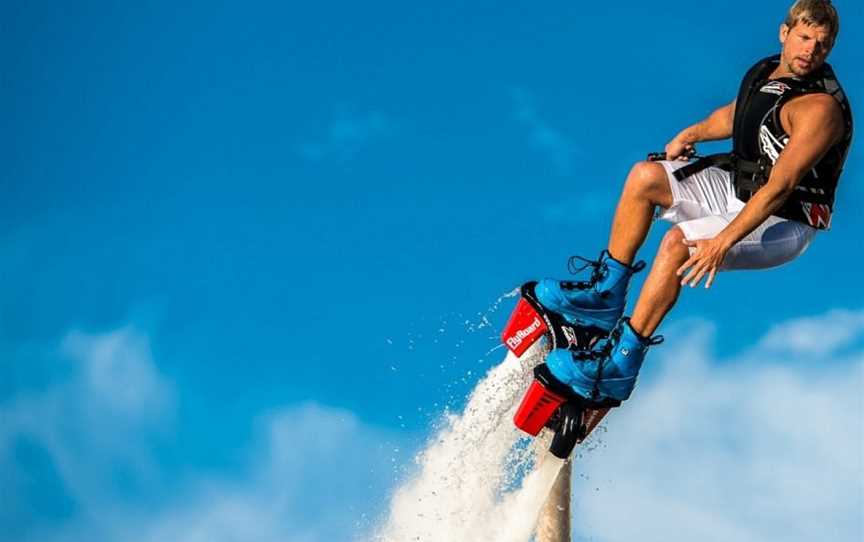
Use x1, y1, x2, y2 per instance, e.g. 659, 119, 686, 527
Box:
647, 149, 701, 162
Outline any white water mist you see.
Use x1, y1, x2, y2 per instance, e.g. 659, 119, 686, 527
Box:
374, 343, 569, 542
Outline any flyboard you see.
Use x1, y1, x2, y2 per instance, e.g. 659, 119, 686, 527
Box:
501, 281, 619, 458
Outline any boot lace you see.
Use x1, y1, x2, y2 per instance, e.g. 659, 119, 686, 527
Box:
565, 250, 646, 295
571, 321, 664, 402
566, 251, 610, 292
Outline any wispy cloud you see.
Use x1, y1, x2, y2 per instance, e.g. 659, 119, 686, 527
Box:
125, 403, 400, 542
757, 308, 864, 355
511, 89, 582, 177
298, 111, 394, 162
571, 317, 864, 542
60, 327, 172, 418
2, 325, 404, 542
2, 326, 173, 528
511, 88, 610, 223
5, 310, 862, 542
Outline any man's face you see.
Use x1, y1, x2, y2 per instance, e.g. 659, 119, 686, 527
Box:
779, 21, 834, 77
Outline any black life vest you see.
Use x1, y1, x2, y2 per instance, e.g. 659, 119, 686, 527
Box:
731, 55, 853, 229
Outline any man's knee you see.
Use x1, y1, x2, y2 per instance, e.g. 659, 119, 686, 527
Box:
624, 161, 672, 207
657, 226, 690, 263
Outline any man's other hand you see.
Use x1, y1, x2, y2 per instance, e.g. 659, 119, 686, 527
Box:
676, 237, 733, 289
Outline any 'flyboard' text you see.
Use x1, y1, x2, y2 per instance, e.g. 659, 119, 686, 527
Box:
506, 317, 543, 349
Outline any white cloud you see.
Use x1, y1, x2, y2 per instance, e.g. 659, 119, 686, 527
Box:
570, 318, 864, 542
6, 310, 863, 542
2, 325, 402, 542
757, 308, 864, 356
299, 111, 393, 162
61, 326, 172, 418
511, 89, 582, 177
120, 403, 400, 542
2, 327, 172, 522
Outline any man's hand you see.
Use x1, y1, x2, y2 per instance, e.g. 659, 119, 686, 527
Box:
676, 237, 733, 289
664, 137, 695, 161
665, 100, 735, 161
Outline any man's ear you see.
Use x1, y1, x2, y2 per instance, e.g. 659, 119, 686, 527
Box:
779, 23, 790, 45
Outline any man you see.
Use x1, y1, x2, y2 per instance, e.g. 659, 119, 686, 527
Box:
535, 0, 852, 404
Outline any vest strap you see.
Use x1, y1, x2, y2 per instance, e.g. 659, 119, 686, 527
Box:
671, 152, 835, 206
671, 153, 768, 184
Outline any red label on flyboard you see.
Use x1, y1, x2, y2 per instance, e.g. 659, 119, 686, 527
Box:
501, 298, 548, 356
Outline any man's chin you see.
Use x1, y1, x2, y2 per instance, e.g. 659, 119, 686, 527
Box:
788, 62, 817, 77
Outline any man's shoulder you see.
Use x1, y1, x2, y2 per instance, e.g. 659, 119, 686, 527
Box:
783, 92, 845, 140
794, 63, 848, 115
786, 92, 843, 116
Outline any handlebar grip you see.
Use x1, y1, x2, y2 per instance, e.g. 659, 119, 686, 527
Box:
647, 150, 700, 162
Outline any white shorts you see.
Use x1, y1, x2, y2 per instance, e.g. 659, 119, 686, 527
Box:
657, 160, 816, 271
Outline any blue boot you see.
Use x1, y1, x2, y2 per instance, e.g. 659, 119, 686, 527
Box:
545, 318, 663, 402
535, 251, 646, 331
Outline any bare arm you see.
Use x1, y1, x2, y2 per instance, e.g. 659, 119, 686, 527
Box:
666, 101, 736, 160
714, 93, 844, 247
677, 93, 844, 288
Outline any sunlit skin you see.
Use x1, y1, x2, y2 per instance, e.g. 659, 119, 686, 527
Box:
674, 21, 839, 292
773, 22, 834, 78
604, 18, 844, 337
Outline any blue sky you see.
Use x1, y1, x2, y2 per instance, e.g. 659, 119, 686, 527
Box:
2, 1, 862, 541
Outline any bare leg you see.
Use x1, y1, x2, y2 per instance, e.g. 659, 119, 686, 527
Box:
629, 227, 690, 336
607, 161, 674, 265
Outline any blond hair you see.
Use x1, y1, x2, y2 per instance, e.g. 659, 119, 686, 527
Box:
784, 0, 840, 42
